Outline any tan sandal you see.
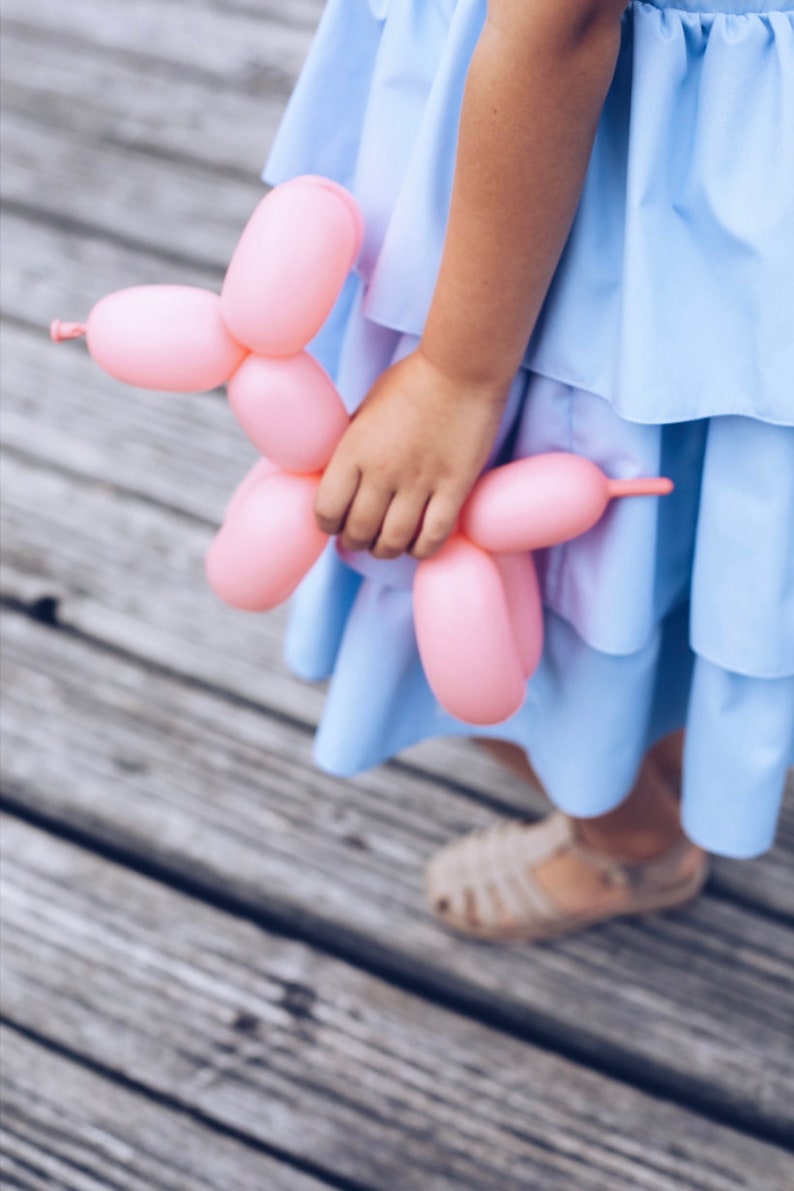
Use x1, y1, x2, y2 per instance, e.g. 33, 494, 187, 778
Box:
425, 813, 708, 942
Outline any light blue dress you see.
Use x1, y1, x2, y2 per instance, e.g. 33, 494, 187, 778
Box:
264, 0, 794, 858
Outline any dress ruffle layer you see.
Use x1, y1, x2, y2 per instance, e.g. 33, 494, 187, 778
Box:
281, 318, 794, 858
264, 0, 794, 856
267, 0, 794, 425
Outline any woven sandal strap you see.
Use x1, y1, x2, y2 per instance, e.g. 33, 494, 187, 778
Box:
500, 822, 561, 921
469, 819, 569, 925
569, 830, 698, 891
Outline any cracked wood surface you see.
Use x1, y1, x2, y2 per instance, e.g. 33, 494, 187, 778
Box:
2, 819, 792, 1191
2, 1, 793, 1187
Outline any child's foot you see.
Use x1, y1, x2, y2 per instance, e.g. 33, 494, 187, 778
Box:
425, 813, 708, 942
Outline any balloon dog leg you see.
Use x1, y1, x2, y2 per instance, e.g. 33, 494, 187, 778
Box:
207, 470, 328, 611
223, 458, 281, 523
227, 350, 349, 473
493, 551, 544, 681
413, 535, 528, 726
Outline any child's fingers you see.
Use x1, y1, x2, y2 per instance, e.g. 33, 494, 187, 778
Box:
339, 479, 394, 553
410, 490, 461, 561
371, 491, 431, 560
314, 461, 361, 536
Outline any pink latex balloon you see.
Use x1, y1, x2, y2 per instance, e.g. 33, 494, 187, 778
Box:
463, 453, 674, 554
52, 287, 247, 393
206, 472, 327, 611
228, 351, 349, 473
224, 457, 280, 523
493, 552, 543, 680
221, 176, 365, 357
414, 535, 527, 726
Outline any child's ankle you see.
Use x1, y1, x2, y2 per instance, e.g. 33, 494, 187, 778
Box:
573, 817, 685, 864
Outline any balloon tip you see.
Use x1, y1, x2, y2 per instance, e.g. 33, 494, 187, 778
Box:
607, 477, 675, 500
50, 320, 87, 343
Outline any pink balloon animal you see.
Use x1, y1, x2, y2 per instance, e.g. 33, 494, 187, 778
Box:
52, 175, 672, 726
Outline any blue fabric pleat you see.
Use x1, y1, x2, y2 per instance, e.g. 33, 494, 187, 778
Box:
267, 0, 794, 425
263, 0, 794, 857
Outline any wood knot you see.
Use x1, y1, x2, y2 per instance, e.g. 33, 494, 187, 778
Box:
231, 1011, 261, 1035
280, 981, 316, 1022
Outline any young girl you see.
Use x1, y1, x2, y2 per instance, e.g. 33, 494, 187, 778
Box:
263, 0, 794, 939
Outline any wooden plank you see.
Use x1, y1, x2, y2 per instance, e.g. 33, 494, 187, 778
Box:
2, 442, 791, 915
1, 0, 324, 92
0, 312, 251, 528
2, 818, 791, 1191
0, 1027, 331, 1191
3, 609, 794, 1139
0, 2, 315, 268
0, 9, 295, 179
1, 106, 262, 269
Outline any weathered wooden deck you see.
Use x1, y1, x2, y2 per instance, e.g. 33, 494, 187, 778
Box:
1, 3, 793, 1188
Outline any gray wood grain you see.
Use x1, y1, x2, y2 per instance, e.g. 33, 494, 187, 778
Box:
2, 817, 791, 1191
3, 607, 794, 1138
0, 9, 294, 179
0, 0, 316, 272
1, 106, 262, 269
0, 1028, 330, 1191
1, 0, 324, 90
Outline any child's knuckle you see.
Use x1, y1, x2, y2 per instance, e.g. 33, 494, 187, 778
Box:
314, 504, 338, 533
372, 541, 401, 560
345, 520, 373, 549
423, 515, 452, 545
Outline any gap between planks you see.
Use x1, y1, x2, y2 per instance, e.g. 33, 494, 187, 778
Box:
0, 1024, 346, 1191
2, 816, 793, 1191
2, 606, 794, 1146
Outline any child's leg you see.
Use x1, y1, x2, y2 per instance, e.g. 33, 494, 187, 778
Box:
475, 738, 545, 788
479, 733, 685, 859
427, 732, 706, 938
571, 732, 685, 861
530, 733, 692, 916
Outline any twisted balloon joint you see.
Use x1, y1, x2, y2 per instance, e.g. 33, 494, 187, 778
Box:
52, 175, 673, 727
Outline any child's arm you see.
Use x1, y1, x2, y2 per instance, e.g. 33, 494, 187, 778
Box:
316, 0, 626, 560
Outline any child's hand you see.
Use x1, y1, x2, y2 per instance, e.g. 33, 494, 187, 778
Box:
314, 349, 509, 560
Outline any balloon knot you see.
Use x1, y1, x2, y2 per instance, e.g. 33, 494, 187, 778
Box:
50, 320, 87, 343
